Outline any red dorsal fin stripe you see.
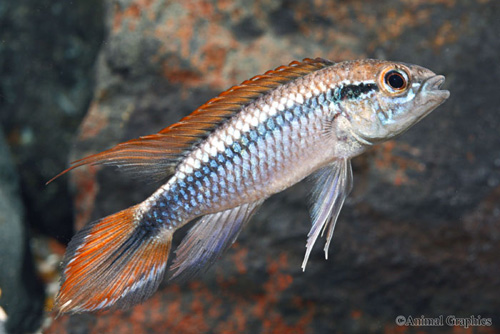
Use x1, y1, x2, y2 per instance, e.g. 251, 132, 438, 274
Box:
47, 58, 334, 185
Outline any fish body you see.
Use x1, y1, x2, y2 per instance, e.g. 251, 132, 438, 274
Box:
51, 58, 449, 314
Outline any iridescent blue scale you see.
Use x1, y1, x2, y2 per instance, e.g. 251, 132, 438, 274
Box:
248, 142, 257, 155
275, 114, 285, 127
218, 178, 226, 192
180, 190, 188, 201
232, 154, 242, 166
266, 118, 276, 131
202, 176, 210, 187
232, 142, 242, 152
249, 129, 258, 141
257, 124, 266, 135
197, 193, 204, 204
317, 92, 325, 105
233, 166, 242, 180
240, 146, 253, 160
240, 136, 249, 146
213, 164, 223, 177
210, 172, 218, 183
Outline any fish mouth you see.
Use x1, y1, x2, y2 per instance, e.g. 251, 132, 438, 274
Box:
421, 75, 450, 100
410, 74, 450, 124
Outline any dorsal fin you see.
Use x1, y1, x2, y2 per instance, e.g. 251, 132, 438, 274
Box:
156, 57, 334, 140
47, 58, 334, 185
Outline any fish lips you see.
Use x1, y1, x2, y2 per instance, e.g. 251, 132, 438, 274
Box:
412, 75, 450, 122
421, 75, 450, 103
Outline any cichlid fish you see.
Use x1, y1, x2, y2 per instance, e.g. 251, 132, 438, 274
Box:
50, 58, 449, 314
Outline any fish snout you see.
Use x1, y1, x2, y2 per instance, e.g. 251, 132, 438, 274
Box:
421, 75, 450, 101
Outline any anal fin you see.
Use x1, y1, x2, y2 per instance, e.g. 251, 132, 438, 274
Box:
170, 200, 264, 281
302, 159, 353, 270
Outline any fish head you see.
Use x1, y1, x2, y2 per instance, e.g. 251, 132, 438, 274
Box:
341, 61, 450, 144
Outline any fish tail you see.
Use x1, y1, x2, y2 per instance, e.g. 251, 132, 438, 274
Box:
54, 204, 172, 314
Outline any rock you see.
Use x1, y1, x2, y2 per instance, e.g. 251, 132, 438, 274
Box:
0, 127, 44, 334
0, 0, 105, 242
0, 0, 104, 331
48, 0, 500, 332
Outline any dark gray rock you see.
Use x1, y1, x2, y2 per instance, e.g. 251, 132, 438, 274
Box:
0, 1, 104, 331
0, 0, 105, 242
0, 127, 44, 334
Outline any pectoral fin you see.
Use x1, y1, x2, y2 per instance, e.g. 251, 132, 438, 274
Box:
170, 200, 264, 281
302, 159, 353, 270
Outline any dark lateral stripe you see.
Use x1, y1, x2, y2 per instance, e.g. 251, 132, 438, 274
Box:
338, 83, 378, 101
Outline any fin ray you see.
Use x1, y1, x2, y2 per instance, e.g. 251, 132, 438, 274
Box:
302, 159, 353, 271
170, 200, 264, 281
55, 205, 172, 314
46, 133, 195, 184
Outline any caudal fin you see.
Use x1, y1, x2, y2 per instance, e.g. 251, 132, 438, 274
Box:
55, 205, 172, 314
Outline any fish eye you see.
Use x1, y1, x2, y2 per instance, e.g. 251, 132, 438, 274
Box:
385, 71, 406, 89
380, 67, 410, 95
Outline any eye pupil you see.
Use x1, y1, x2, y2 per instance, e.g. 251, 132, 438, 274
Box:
385, 71, 406, 90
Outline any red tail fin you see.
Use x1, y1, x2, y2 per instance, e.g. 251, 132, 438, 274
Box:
55, 205, 172, 314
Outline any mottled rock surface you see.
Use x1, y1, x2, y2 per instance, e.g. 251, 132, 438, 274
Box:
45, 0, 500, 333
0, 127, 44, 334
0, 0, 104, 332
0, 0, 104, 242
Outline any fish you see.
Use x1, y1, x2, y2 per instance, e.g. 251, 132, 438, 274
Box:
49, 58, 449, 314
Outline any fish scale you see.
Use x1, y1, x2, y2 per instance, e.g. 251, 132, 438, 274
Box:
49, 58, 449, 313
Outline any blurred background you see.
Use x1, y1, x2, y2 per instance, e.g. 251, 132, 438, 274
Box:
0, 0, 499, 333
